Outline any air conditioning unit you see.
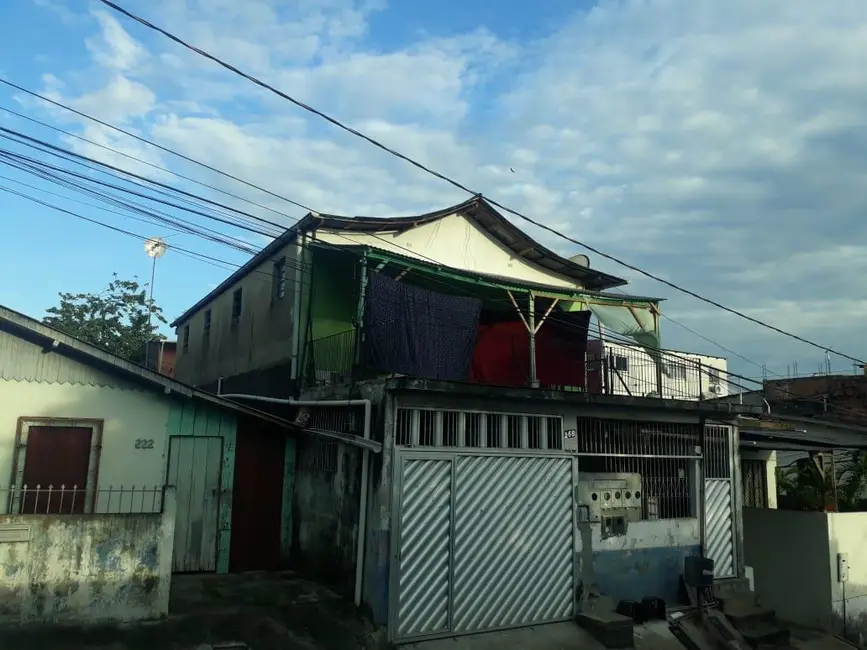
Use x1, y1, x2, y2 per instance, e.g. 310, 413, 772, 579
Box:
707, 384, 722, 394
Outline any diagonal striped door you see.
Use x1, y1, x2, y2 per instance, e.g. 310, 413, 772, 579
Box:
704, 424, 737, 578
393, 452, 574, 642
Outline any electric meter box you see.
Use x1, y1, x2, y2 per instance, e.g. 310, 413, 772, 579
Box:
574, 472, 643, 523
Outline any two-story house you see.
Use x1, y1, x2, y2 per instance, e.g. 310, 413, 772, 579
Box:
172, 196, 758, 646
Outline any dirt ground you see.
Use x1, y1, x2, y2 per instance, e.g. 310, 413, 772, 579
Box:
0, 571, 383, 650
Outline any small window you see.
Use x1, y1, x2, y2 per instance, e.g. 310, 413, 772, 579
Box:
203, 309, 212, 352
231, 288, 242, 330
182, 325, 190, 352
613, 355, 629, 372
272, 257, 287, 302
668, 363, 687, 380
708, 367, 720, 382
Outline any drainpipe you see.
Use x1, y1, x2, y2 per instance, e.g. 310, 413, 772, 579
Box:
290, 234, 306, 384
528, 293, 538, 388
220, 393, 372, 608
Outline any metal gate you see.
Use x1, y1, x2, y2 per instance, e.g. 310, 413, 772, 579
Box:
392, 451, 574, 642
167, 436, 223, 572
704, 424, 737, 578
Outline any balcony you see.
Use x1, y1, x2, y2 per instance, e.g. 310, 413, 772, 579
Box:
302, 330, 726, 402
304, 330, 356, 388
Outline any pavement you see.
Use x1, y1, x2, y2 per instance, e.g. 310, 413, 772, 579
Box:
0, 571, 381, 650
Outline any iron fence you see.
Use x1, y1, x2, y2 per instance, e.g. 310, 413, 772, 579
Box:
574, 417, 702, 519
304, 330, 356, 387
586, 344, 729, 400
1, 484, 165, 515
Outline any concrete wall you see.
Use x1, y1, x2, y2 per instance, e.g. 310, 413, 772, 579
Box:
742, 508, 833, 630
0, 487, 176, 625
828, 512, 867, 643
577, 518, 701, 606
292, 436, 362, 595
174, 239, 302, 388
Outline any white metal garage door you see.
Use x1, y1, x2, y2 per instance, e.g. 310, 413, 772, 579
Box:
392, 452, 574, 642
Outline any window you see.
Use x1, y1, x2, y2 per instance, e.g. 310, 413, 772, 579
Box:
182, 325, 190, 353
231, 288, 243, 330
203, 309, 212, 352
11, 418, 103, 514
668, 363, 687, 380
613, 355, 629, 372
272, 257, 287, 302
707, 367, 720, 382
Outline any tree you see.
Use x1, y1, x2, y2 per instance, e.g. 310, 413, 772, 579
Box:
43, 274, 166, 364
776, 450, 867, 512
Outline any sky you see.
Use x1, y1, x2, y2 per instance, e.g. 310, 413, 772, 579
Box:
0, 0, 866, 385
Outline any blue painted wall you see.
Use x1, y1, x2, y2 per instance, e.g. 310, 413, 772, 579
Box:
586, 544, 700, 605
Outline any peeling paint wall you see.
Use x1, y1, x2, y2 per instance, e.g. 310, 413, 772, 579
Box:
292, 437, 362, 595
576, 518, 700, 607
0, 487, 175, 625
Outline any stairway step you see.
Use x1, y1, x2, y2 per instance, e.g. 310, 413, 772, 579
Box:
719, 593, 764, 613
576, 611, 635, 649
738, 622, 791, 648
713, 577, 753, 600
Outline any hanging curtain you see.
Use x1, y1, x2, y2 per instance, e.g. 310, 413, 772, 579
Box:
363, 272, 482, 381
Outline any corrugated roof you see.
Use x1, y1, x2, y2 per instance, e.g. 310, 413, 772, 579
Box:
171, 196, 629, 326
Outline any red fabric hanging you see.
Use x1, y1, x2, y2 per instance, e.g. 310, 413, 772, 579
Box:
469, 312, 590, 388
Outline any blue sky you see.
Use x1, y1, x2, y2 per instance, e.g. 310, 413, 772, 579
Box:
1, 0, 867, 383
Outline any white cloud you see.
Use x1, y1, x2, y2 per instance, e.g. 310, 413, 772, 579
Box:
28, 0, 867, 376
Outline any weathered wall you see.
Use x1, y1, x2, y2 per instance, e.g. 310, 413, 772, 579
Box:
828, 512, 867, 643
743, 507, 833, 630
577, 518, 700, 606
0, 487, 176, 625
174, 239, 302, 388
165, 402, 237, 574
292, 437, 362, 595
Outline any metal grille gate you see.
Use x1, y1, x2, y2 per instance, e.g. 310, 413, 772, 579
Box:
704, 424, 737, 578
392, 452, 574, 642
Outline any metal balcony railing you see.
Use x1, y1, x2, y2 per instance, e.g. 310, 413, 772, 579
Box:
304, 330, 357, 388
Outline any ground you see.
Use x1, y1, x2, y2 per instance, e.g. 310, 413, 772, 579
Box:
0, 573, 857, 650
0, 572, 381, 650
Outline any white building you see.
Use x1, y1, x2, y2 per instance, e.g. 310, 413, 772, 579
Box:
586, 339, 729, 400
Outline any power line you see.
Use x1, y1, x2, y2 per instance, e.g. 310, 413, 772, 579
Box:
0, 126, 285, 236
98, 0, 865, 366
0, 103, 308, 226
0, 77, 314, 214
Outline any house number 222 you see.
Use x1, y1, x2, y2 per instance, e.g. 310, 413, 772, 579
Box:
135, 439, 155, 449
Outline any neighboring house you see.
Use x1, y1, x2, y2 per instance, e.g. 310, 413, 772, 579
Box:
0, 304, 377, 585
170, 196, 761, 645
143, 339, 177, 377
586, 339, 729, 400
730, 412, 867, 640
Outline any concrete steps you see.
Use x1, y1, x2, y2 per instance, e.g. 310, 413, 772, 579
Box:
713, 579, 790, 649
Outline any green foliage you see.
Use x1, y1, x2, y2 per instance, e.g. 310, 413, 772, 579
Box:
43, 274, 166, 364
776, 450, 867, 512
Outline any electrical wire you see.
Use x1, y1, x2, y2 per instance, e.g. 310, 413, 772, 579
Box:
0, 102, 309, 226
98, 0, 865, 365
0, 77, 314, 214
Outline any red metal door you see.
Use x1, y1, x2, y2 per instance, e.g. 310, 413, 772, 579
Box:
21, 426, 93, 513
229, 420, 285, 572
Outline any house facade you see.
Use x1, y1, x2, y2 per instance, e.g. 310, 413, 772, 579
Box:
587, 339, 729, 400
0, 305, 314, 579
171, 197, 758, 644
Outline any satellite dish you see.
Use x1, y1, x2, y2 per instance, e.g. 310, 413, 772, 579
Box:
569, 254, 590, 268
144, 237, 168, 259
